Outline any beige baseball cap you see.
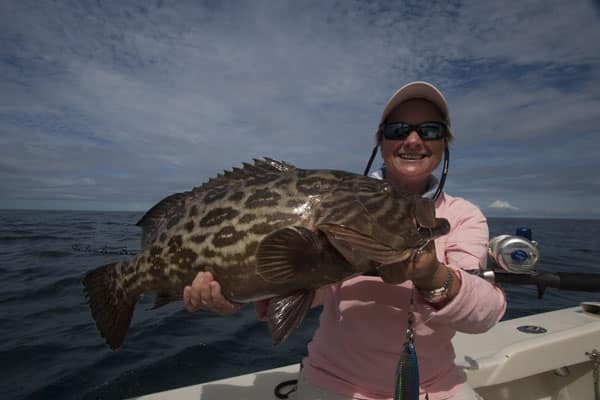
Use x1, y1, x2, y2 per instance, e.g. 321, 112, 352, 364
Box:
379, 81, 450, 126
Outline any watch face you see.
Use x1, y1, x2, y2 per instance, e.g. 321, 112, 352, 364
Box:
421, 288, 448, 303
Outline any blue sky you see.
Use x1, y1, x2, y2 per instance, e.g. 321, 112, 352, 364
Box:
1, 0, 599, 218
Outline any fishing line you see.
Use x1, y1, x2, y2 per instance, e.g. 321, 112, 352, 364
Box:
431, 140, 449, 203
394, 240, 431, 400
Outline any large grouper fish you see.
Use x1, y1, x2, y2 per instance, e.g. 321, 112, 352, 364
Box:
83, 158, 450, 349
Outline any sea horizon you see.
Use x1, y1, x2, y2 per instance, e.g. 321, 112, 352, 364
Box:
1, 207, 598, 221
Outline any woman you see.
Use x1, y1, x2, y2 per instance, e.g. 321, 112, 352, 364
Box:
183, 81, 506, 400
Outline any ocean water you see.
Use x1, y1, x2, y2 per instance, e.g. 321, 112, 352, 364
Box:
1, 210, 599, 400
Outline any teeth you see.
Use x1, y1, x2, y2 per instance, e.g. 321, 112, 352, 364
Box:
399, 154, 425, 160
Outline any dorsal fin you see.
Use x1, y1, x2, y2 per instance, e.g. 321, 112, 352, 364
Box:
136, 192, 188, 249
254, 158, 295, 172
191, 158, 296, 195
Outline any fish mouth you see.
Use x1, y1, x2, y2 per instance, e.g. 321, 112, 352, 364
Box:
414, 198, 450, 239
415, 219, 450, 246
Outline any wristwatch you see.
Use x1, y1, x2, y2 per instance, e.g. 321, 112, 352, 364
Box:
419, 267, 454, 304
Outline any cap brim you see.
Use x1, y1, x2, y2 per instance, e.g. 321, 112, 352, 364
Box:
379, 81, 450, 126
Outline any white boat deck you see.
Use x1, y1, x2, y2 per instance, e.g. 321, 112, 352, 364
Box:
130, 363, 300, 400
130, 303, 600, 400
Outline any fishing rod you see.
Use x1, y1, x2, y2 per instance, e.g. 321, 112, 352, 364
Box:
484, 270, 600, 299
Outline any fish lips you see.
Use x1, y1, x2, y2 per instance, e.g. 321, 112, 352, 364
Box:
414, 197, 450, 238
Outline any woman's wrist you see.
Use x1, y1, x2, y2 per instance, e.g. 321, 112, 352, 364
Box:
415, 264, 461, 306
414, 261, 446, 290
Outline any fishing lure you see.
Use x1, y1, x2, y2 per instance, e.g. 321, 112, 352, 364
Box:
394, 241, 430, 400
587, 349, 599, 400
394, 308, 419, 400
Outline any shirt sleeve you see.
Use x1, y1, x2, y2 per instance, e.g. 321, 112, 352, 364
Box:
422, 199, 507, 333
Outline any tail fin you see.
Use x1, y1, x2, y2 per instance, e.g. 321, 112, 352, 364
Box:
82, 262, 138, 350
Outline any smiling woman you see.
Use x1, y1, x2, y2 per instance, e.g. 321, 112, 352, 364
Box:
187, 81, 507, 400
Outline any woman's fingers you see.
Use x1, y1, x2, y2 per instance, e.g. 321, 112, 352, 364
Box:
183, 271, 244, 315
198, 271, 214, 306
183, 285, 196, 312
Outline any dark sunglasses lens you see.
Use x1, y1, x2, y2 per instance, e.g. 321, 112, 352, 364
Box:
382, 123, 410, 140
382, 122, 447, 140
419, 123, 446, 140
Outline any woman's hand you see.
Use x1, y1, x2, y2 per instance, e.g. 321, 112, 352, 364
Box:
183, 271, 245, 315
377, 241, 461, 306
377, 241, 442, 285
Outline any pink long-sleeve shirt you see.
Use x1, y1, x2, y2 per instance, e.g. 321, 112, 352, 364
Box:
301, 192, 507, 400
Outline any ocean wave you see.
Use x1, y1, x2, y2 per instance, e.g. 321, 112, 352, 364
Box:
3, 342, 73, 400
27, 305, 86, 320
104, 221, 136, 226
30, 250, 73, 258
72, 224, 97, 231
0, 276, 83, 305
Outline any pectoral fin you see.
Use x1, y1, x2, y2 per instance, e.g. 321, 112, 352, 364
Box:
318, 223, 411, 266
256, 226, 323, 283
267, 290, 315, 345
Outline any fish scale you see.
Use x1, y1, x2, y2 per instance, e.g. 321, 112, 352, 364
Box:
82, 158, 450, 349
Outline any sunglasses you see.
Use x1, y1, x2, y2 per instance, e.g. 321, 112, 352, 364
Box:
380, 121, 448, 141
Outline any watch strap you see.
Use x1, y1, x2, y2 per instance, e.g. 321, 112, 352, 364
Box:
419, 267, 454, 304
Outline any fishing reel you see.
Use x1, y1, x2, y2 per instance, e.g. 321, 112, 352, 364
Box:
476, 227, 600, 299
486, 227, 540, 274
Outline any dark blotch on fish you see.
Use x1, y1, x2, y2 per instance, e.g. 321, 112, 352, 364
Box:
170, 248, 198, 267
185, 220, 195, 233
150, 246, 162, 257
202, 248, 218, 258
204, 188, 228, 204
166, 212, 183, 229
167, 235, 183, 252
199, 207, 239, 227
191, 234, 208, 244
250, 222, 275, 236
245, 188, 282, 209
212, 226, 247, 248
239, 214, 256, 224
228, 191, 245, 202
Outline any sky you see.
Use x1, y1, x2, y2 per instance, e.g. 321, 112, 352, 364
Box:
1, 0, 599, 219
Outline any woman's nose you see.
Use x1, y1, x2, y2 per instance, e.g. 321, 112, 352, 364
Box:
403, 130, 423, 144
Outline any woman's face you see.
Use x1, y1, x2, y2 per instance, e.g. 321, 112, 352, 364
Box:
380, 99, 446, 190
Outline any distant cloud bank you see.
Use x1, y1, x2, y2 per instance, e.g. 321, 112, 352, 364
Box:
488, 200, 519, 211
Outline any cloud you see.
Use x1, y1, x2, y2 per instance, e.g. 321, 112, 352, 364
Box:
1, 0, 600, 217
488, 200, 520, 211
